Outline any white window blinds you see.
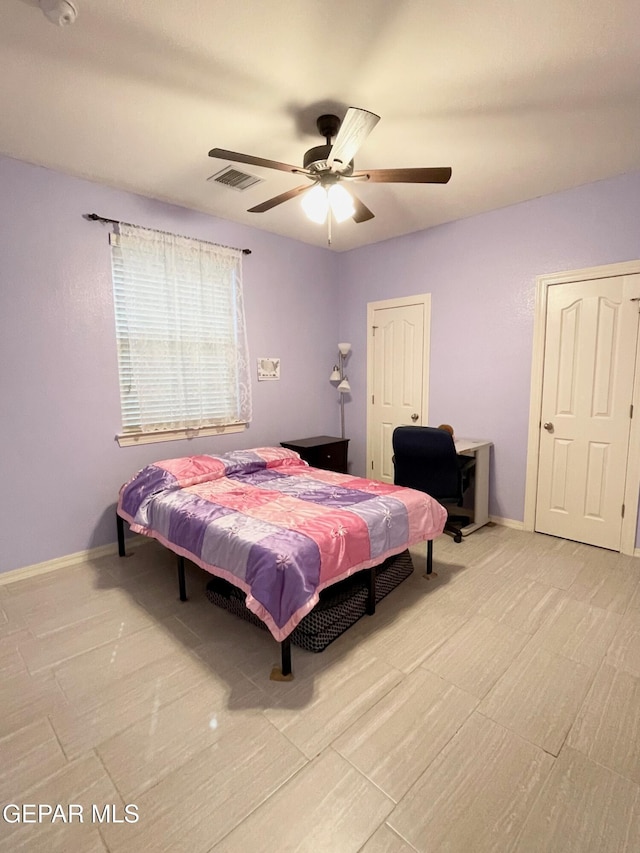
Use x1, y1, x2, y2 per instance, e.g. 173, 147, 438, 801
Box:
110, 224, 251, 441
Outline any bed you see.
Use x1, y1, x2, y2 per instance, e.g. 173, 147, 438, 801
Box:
116, 446, 447, 677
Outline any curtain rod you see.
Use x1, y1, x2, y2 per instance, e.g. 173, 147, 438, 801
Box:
85, 213, 252, 255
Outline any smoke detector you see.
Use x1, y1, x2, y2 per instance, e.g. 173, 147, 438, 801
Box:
39, 0, 78, 26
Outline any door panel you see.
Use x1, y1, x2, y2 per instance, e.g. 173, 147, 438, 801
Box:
535, 275, 640, 550
380, 422, 395, 481
370, 302, 426, 483
549, 439, 571, 512
556, 300, 580, 414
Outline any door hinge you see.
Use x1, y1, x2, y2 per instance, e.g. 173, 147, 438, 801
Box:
372, 394, 375, 404
622, 503, 625, 518
631, 404, 634, 419
371, 460, 374, 470
372, 325, 378, 336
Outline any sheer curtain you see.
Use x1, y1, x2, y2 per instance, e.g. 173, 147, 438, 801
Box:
110, 223, 251, 439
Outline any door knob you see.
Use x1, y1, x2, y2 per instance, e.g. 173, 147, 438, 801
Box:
543, 422, 554, 432
411, 413, 419, 422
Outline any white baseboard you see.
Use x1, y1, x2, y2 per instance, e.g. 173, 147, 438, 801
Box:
490, 517, 640, 559
0, 537, 149, 586
490, 516, 525, 531
3, 523, 635, 587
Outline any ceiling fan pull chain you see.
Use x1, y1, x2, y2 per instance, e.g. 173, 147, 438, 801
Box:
327, 208, 332, 246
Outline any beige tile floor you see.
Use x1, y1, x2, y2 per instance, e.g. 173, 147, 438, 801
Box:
1, 525, 639, 852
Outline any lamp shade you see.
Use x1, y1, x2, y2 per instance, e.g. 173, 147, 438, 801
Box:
302, 185, 355, 225
338, 342, 351, 356
328, 185, 355, 223
329, 367, 341, 381
337, 378, 351, 393
301, 185, 329, 224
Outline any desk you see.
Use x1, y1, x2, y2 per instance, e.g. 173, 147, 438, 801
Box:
454, 438, 492, 536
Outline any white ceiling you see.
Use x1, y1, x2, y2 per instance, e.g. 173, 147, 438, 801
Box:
3, 0, 640, 252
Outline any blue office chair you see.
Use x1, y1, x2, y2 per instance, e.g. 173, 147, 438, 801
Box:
392, 426, 473, 543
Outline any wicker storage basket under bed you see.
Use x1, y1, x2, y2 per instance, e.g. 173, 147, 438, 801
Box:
205, 549, 414, 652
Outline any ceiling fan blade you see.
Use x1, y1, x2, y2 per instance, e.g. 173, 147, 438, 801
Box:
326, 107, 380, 170
247, 184, 311, 213
349, 189, 375, 223
208, 148, 304, 174
351, 167, 452, 184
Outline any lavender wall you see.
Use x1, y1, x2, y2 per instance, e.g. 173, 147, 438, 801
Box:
2, 155, 639, 574
0, 155, 340, 573
337, 172, 640, 546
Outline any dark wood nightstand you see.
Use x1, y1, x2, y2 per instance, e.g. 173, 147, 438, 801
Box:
280, 435, 349, 474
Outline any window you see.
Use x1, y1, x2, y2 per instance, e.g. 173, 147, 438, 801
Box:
110, 223, 251, 446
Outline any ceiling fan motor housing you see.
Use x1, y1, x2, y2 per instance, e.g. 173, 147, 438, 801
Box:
303, 145, 354, 175
303, 144, 332, 170
303, 113, 354, 175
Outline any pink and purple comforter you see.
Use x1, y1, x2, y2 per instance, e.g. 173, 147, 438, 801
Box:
118, 447, 447, 640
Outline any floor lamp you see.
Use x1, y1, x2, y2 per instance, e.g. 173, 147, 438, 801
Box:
330, 342, 351, 439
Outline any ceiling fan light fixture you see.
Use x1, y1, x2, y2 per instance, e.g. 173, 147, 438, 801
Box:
301, 184, 329, 224
302, 183, 355, 225
328, 184, 355, 223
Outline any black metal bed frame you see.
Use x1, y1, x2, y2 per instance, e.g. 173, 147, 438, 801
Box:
116, 512, 433, 678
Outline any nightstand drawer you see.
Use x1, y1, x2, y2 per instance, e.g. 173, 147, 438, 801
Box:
312, 441, 348, 473
280, 436, 349, 474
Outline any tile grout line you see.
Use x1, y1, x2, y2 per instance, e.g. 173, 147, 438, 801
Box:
203, 741, 312, 853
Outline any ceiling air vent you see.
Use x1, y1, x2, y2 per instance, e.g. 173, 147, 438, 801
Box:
207, 166, 263, 192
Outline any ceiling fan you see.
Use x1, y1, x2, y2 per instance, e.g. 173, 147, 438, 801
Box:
208, 107, 452, 228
